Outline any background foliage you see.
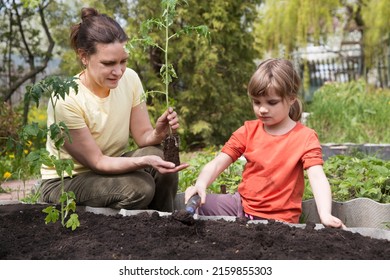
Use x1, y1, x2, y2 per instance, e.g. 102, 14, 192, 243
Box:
306, 80, 390, 143
2, 0, 389, 149
1, 0, 389, 202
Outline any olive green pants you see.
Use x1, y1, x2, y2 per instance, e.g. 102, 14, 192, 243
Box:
40, 146, 178, 212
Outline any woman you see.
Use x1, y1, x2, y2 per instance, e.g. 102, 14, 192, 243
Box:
40, 7, 188, 212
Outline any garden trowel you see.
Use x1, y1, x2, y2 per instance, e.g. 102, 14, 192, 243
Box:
172, 195, 201, 225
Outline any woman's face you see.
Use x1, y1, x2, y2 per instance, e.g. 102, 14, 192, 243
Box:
81, 41, 129, 94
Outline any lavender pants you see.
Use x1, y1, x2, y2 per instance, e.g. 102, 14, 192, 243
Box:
198, 192, 245, 218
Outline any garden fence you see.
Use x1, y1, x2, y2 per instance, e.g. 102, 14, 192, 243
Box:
299, 55, 390, 101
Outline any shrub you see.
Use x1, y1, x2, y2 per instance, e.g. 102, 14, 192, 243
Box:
304, 154, 390, 203
306, 80, 390, 143
0, 103, 22, 148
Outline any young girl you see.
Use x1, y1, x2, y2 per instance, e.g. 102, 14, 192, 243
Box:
184, 58, 344, 227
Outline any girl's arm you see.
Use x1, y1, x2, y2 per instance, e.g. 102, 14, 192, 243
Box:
307, 165, 345, 228
185, 152, 233, 204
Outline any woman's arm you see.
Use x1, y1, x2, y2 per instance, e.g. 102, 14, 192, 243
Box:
185, 152, 233, 204
307, 165, 345, 228
63, 127, 187, 174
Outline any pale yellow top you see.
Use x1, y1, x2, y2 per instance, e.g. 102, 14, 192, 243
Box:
41, 68, 143, 179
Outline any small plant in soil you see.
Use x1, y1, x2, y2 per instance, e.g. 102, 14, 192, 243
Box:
126, 0, 209, 166
25, 76, 80, 230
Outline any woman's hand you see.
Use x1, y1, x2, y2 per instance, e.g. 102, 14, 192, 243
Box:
154, 107, 179, 138
130, 104, 180, 147
145, 155, 189, 174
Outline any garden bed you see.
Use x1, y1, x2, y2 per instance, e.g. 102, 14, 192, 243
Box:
0, 202, 389, 260
321, 143, 390, 160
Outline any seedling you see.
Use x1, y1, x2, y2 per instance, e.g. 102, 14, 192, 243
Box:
25, 76, 80, 230
126, 0, 209, 165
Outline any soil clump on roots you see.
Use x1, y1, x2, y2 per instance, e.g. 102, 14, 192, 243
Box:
163, 133, 180, 166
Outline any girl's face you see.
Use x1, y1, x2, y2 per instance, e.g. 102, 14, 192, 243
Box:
81, 41, 128, 96
251, 88, 295, 129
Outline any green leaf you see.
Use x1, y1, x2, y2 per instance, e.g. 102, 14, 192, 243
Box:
160, 64, 177, 85
42, 206, 60, 224
66, 214, 80, 231
21, 123, 40, 138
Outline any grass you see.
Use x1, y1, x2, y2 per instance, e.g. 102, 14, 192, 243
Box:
306, 79, 390, 143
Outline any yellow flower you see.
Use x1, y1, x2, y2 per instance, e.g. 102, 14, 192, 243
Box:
3, 172, 11, 179
26, 140, 32, 147
9, 154, 14, 159
24, 149, 29, 154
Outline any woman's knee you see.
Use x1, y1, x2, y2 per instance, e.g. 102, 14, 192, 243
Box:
116, 173, 155, 209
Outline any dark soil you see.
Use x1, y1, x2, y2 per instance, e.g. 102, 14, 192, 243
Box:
163, 133, 181, 166
1, 203, 389, 260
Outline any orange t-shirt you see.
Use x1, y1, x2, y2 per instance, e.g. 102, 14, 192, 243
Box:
221, 120, 323, 223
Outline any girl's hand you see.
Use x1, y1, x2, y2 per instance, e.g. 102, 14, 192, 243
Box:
320, 213, 347, 229
184, 185, 207, 205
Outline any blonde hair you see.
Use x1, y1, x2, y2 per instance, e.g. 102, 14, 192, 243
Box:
247, 58, 302, 121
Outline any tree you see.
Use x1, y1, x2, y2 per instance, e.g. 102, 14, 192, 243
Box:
360, 0, 390, 68
0, 0, 74, 123
254, 0, 340, 56
254, 0, 390, 72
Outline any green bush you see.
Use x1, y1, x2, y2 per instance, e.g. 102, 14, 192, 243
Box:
306, 80, 390, 143
0, 103, 22, 149
0, 101, 48, 185
304, 155, 390, 203
0, 103, 23, 183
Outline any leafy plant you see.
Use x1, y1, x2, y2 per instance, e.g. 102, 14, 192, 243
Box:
125, 0, 209, 165
0, 106, 44, 200
126, 0, 209, 129
126, 0, 209, 165
306, 80, 390, 143
25, 75, 80, 230
304, 154, 390, 203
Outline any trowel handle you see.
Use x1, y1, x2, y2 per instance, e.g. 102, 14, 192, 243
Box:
185, 195, 201, 215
